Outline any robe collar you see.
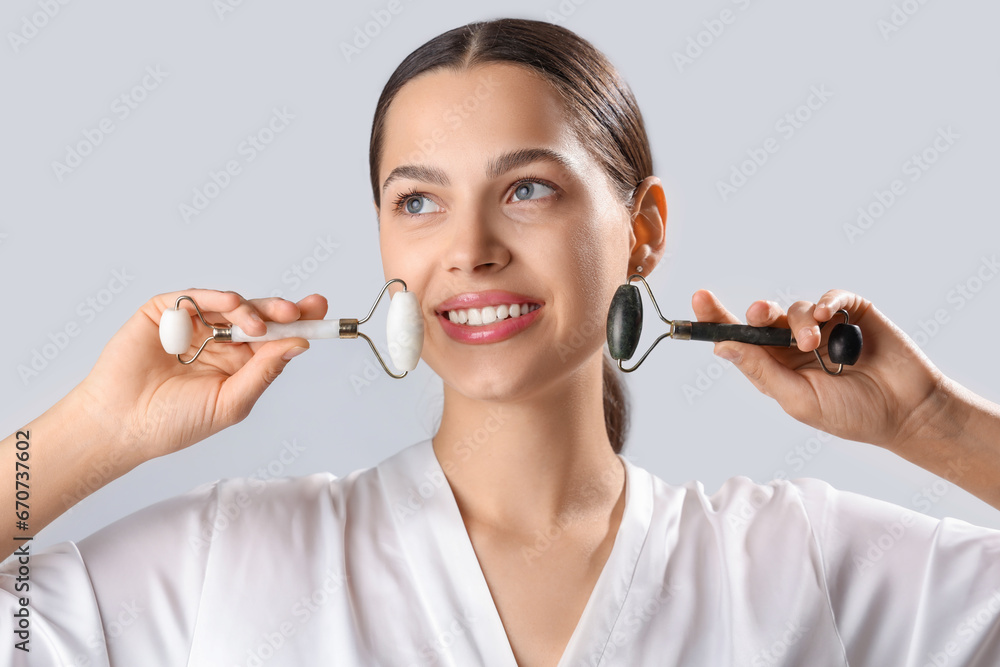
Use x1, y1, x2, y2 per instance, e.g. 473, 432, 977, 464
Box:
377, 439, 654, 666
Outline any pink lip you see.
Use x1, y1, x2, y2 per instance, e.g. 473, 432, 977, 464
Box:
434, 290, 545, 345
438, 305, 543, 344
434, 290, 542, 313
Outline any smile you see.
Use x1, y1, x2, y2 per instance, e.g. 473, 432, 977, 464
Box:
444, 303, 541, 326
437, 306, 543, 344
434, 290, 544, 344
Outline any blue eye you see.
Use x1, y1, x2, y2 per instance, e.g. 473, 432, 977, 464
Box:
511, 181, 555, 202
395, 193, 441, 216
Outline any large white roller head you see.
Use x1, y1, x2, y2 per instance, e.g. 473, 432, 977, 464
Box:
386, 290, 424, 372
159, 308, 193, 355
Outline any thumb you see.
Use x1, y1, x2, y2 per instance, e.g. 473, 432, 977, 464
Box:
219, 339, 309, 422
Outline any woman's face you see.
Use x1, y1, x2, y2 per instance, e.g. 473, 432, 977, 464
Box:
377, 63, 633, 401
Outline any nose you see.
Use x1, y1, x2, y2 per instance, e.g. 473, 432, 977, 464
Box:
442, 207, 511, 274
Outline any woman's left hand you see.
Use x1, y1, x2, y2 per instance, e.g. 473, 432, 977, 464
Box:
692, 289, 951, 452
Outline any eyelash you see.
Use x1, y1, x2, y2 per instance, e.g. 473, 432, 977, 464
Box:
390, 176, 558, 217
391, 188, 424, 216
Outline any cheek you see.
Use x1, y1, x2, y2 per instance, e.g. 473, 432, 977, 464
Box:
549, 221, 625, 353
379, 228, 434, 320
564, 214, 629, 299
379, 226, 408, 279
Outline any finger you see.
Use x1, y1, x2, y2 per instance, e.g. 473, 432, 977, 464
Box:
745, 300, 787, 329
245, 296, 303, 323
218, 293, 271, 337
151, 289, 240, 315
218, 339, 310, 422
787, 300, 821, 352
149, 289, 268, 337
295, 294, 329, 320
238, 296, 328, 341
814, 289, 871, 323
239, 294, 328, 325
790, 291, 873, 352
691, 290, 742, 324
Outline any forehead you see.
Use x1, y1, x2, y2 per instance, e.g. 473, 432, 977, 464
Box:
380, 63, 584, 182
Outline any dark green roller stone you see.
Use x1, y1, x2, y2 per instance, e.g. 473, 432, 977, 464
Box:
828, 323, 863, 365
607, 284, 643, 360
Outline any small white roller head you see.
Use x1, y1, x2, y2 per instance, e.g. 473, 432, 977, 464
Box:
386, 290, 424, 372
159, 308, 194, 355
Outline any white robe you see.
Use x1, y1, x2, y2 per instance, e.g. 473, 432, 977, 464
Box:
3, 438, 1000, 666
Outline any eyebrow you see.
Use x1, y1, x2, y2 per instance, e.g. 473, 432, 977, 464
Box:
381, 147, 575, 195
381, 165, 450, 194
486, 148, 575, 180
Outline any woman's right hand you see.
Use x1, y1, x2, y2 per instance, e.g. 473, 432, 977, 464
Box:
75, 289, 328, 471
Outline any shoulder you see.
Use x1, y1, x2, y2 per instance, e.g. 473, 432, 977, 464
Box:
637, 465, 1000, 575
630, 465, 930, 570
635, 466, 935, 536
616, 465, 851, 660
77, 442, 431, 562
633, 464, 816, 535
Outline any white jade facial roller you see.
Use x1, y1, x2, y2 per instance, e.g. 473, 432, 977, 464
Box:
158, 278, 424, 378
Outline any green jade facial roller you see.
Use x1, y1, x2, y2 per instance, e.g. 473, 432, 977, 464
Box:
606, 274, 863, 375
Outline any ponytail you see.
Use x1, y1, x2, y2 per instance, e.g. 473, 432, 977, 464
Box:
602, 352, 630, 453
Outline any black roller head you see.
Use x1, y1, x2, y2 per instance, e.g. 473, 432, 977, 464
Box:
828, 323, 863, 366
607, 284, 643, 360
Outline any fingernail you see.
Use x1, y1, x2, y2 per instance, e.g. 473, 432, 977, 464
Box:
282, 346, 307, 361
798, 327, 814, 345
250, 312, 262, 322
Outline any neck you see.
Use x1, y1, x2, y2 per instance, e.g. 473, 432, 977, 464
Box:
431, 354, 625, 531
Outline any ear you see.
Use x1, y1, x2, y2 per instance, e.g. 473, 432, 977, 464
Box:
627, 176, 668, 274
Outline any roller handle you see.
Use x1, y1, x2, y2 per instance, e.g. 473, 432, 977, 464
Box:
676, 321, 793, 347
230, 320, 340, 343
158, 313, 341, 349
674, 320, 863, 366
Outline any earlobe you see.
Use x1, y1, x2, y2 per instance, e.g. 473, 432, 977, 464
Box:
628, 176, 668, 273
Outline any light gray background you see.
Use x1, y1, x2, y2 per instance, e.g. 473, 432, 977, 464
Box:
2, 0, 999, 554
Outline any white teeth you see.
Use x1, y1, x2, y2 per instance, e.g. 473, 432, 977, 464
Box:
444, 303, 539, 326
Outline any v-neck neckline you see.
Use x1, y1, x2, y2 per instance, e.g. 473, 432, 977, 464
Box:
377, 439, 654, 666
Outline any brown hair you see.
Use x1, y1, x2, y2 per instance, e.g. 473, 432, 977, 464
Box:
368, 18, 653, 454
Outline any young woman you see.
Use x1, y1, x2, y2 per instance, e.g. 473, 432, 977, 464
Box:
4, 18, 1000, 667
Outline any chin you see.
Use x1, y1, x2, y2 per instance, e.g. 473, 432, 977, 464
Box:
436, 360, 547, 404
449, 372, 526, 402
427, 342, 598, 403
